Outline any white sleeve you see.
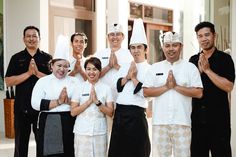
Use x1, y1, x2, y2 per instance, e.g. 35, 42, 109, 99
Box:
31, 79, 46, 111
106, 86, 114, 103
143, 66, 155, 88
71, 81, 82, 103
189, 63, 203, 88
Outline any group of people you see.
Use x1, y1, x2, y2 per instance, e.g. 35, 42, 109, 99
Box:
5, 19, 235, 157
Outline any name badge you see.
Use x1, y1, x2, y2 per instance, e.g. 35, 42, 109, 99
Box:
102, 57, 109, 59
156, 73, 163, 76
82, 93, 89, 96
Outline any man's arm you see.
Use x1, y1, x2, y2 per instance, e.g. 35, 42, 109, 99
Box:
199, 53, 234, 92
5, 71, 32, 87
174, 86, 203, 98
205, 69, 234, 92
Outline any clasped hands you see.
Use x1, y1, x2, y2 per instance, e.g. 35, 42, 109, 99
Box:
165, 70, 177, 89
73, 54, 83, 73
198, 53, 210, 73
87, 85, 99, 105
57, 87, 70, 105
108, 50, 120, 70
125, 61, 137, 80
28, 58, 39, 76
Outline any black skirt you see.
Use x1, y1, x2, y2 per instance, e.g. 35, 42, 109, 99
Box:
108, 104, 151, 157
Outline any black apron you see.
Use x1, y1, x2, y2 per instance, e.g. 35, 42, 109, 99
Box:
37, 111, 75, 157
108, 104, 151, 157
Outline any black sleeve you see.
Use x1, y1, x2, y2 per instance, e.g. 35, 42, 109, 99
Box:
117, 77, 125, 93
222, 54, 235, 83
133, 82, 143, 94
189, 54, 199, 67
40, 99, 51, 111
5, 55, 17, 77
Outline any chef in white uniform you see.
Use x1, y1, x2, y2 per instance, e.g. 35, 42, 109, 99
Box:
31, 35, 80, 157
108, 18, 151, 157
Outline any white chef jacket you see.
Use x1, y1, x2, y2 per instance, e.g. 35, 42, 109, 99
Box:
69, 56, 86, 83
71, 80, 113, 136
31, 74, 81, 112
143, 59, 203, 126
116, 61, 151, 108
94, 48, 133, 100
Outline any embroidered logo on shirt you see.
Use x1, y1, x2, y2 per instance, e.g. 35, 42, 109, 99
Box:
82, 93, 89, 96
156, 73, 164, 76
102, 57, 109, 59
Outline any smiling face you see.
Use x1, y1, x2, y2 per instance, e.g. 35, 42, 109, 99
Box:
196, 27, 216, 51
162, 42, 182, 63
85, 63, 100, 84
51, 59, 70, 79
23, 29, 40, 50
129, 44, 146, 63
107, 32, 124, 49
71, 34, 87, 59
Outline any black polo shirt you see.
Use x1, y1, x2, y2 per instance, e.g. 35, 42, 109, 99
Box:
189, 49, 235, 126
5, 48, 52, 115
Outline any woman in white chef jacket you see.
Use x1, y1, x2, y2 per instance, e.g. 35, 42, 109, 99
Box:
71, 57, 114, 157
31, 35, 79, 157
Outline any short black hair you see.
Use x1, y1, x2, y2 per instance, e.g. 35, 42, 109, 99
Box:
70, 32, 88, 44
129, 44, 148, 50
23, 26, 40, 38
195, 21, 215, 34
84, 57, 102, 71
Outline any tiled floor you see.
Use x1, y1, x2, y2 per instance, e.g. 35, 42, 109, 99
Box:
0, 132, 36, 157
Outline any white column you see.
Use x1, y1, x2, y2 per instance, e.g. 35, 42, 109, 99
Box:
230, 0, 236, 155
182, 0, 204, 60
107, 0, 128, 47
96, 0, 106, 51
40, 0, 49, 52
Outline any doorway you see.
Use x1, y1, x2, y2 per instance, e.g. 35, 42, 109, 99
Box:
49, 0, 96, 57
128, 20, 172, 64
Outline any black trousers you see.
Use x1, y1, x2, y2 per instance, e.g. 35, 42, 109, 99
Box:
191, 123, 231, 157
37, 111, 75, 157
14, 111, 38, 157
108, 104, 151, 157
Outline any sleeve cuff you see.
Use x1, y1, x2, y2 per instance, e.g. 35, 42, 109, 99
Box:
133, 82, 143, 94
117, 77, 125, 92
40, 99, 51, 111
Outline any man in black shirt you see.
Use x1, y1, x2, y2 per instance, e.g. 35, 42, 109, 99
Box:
189, 21, 235, 157
5, 26, 52, 157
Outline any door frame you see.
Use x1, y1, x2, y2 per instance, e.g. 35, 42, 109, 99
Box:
48, 5, 96, 55
146, 23, 172, 63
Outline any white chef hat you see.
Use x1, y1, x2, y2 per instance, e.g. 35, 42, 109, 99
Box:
53, 34, 70, 61
107, 22, 123, 34
161, 31, 182, 45
129, 18, 148, 46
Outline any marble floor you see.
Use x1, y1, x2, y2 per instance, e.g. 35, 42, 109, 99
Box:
0, 132, 36, 157
0, 118, 153, 157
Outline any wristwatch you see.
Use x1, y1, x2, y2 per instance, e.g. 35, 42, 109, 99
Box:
95, 100, 102, 107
